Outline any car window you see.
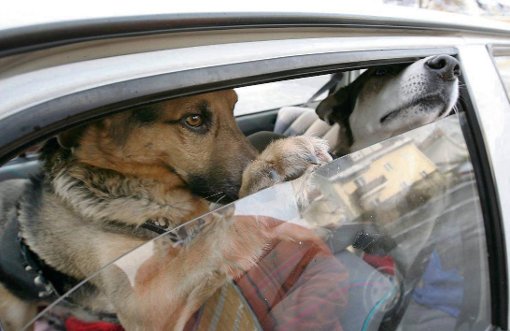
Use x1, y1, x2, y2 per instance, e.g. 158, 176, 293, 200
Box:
27, 114, 491, 331
493, 55, 510, 98
234, 75, 331, 116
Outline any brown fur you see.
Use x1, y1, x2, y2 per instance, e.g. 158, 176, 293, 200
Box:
0, 284, 37, 331
0, 89, 331, 330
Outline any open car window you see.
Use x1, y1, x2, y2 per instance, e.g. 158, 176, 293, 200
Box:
234, 75, 332, 116
28, 114, 491, 331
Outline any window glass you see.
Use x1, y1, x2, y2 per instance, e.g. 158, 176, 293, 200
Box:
28, 115, 491, 331
234, 75, 331, 116
494, 55, 510, 97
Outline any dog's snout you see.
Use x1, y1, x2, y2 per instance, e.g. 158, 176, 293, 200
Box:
425, 55, 460, 81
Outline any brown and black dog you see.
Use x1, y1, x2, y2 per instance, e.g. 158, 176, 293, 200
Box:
0, 89, 331, 330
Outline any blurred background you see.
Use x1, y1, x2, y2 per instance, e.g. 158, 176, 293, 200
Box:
384, 0, 510, 18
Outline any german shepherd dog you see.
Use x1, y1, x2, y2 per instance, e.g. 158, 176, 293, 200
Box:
0, 90, 331, 330
316, 55, 460, 156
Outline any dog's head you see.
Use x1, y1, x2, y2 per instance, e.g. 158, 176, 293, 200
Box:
58, 90, 257, 202
316, 55, 460, 154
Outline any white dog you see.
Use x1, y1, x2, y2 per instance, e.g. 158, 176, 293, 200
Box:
316, 55, 460, 155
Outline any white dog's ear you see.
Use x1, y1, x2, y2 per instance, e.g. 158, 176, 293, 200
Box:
316, 86, 351, 125
316, 106, 335, 125
316, 85, 358, 157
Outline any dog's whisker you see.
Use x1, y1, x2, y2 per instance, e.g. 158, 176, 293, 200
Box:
201, 191, 224, 200
214, 194, 228, 205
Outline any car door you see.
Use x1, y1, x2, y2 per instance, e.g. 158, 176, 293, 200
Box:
1, 10, 509, 331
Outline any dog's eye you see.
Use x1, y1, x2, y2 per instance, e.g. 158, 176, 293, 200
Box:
184, 114, 204, 127
374, 68, 388, 76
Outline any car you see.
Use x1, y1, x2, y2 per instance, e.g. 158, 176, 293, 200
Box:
1, 3, 510, 331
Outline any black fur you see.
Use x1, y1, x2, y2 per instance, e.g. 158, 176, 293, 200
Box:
131, 105, 160, 124
188, 174, 238, 203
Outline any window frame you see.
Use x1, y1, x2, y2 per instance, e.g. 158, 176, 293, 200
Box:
489, 45, 510, 104
0, 47, 456, 164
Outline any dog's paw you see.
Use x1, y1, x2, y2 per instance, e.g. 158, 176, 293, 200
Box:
164, 206, 269, 276
240, 136, 332, 197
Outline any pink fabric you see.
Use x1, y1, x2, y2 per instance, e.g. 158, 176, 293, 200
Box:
235, 240, 350, 331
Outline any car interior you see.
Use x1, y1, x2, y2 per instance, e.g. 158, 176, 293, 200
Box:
0, 58, 493, 331
230, 63, 490, 330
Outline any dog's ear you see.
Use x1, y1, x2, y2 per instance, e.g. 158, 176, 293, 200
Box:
316, 85, 357, 157
317, 68, 374, 125
316, 86, 351, 125
56, 125, 87, 149
223, 89, 238, 109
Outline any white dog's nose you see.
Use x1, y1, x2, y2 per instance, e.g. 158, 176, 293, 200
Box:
425, 55, 461, 81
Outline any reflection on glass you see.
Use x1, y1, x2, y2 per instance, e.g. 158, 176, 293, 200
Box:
28, 115, 490, 331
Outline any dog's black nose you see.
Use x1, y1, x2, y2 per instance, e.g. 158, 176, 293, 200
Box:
425, 55, 461, 81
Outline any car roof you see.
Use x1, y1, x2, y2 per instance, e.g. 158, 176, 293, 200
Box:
2, 2, 510, 38
2, 2, 510, 60
0, 2, 452, 30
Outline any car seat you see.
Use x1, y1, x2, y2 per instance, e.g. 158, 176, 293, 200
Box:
246, 106, 340, 154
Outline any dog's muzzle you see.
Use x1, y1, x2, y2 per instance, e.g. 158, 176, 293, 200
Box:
188, 175, 240, 204
425, 55, 461, 81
